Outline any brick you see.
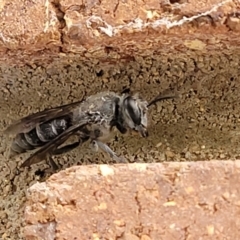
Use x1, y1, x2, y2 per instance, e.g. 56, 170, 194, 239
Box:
0, 0, 239, 65
24, 161, 240, 240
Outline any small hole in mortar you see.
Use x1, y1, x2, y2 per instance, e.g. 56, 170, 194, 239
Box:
169, 0, 183, 3
96, 69, 104, 77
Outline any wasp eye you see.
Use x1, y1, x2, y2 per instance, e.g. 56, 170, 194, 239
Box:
123, 97, 141, 125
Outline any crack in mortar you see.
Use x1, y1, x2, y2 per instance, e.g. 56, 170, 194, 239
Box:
183, 225, 191, 240
86, 0, 232, 37
134, 191, 144, 237
135, 191, 142, 215
48, 0, 67, 50
46, 0, 233, 44
113, 0, 120, 17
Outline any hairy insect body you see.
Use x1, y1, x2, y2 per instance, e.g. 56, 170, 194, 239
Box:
71, 92, 119, 141
10, 118, 70, 156
4, 90, 177, 169
9, 92, 119, 157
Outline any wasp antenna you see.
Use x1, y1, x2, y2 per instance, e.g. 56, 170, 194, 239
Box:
147, 92, 179, 107
121, 87, 131, 95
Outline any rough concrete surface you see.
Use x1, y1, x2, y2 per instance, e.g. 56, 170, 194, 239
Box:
0, 0, 240, 239
24, 161, 240, 240
1, 51, 240, 239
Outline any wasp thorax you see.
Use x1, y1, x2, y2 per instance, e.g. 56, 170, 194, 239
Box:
120, 94, 149, 138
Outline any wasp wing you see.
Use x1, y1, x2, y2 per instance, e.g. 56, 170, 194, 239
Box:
4, 99, 84, 137
20, 119, 89, 167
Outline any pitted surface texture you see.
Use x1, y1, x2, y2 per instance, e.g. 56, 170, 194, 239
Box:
0, 51, 240, 239
24, 161, 240, 239
0, 0, 240, 239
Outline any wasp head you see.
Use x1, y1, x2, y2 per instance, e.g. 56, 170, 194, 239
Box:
116, 90, 177, 137
119, 93, 149, 138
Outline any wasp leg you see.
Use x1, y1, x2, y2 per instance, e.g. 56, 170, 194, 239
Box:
37, 144, 77, 175
35, 156, 59, 175
42, 141, 83, 175
93, 140, 126, 163
40, 157, 59, 175
52, 142, 81, 155
52, 134, 90, 155
48, 157, 59, 171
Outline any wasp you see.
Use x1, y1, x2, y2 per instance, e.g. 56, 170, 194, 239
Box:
4, 89, 177, 170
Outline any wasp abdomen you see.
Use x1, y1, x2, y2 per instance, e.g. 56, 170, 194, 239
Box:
35, 119, 68, 142
11, 133, 35, 154
10, 118, 70, 156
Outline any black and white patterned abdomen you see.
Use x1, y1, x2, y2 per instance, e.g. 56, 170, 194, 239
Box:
10, 118, 70, 156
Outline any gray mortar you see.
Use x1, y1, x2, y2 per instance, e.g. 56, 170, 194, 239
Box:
0, 50, 240, 239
